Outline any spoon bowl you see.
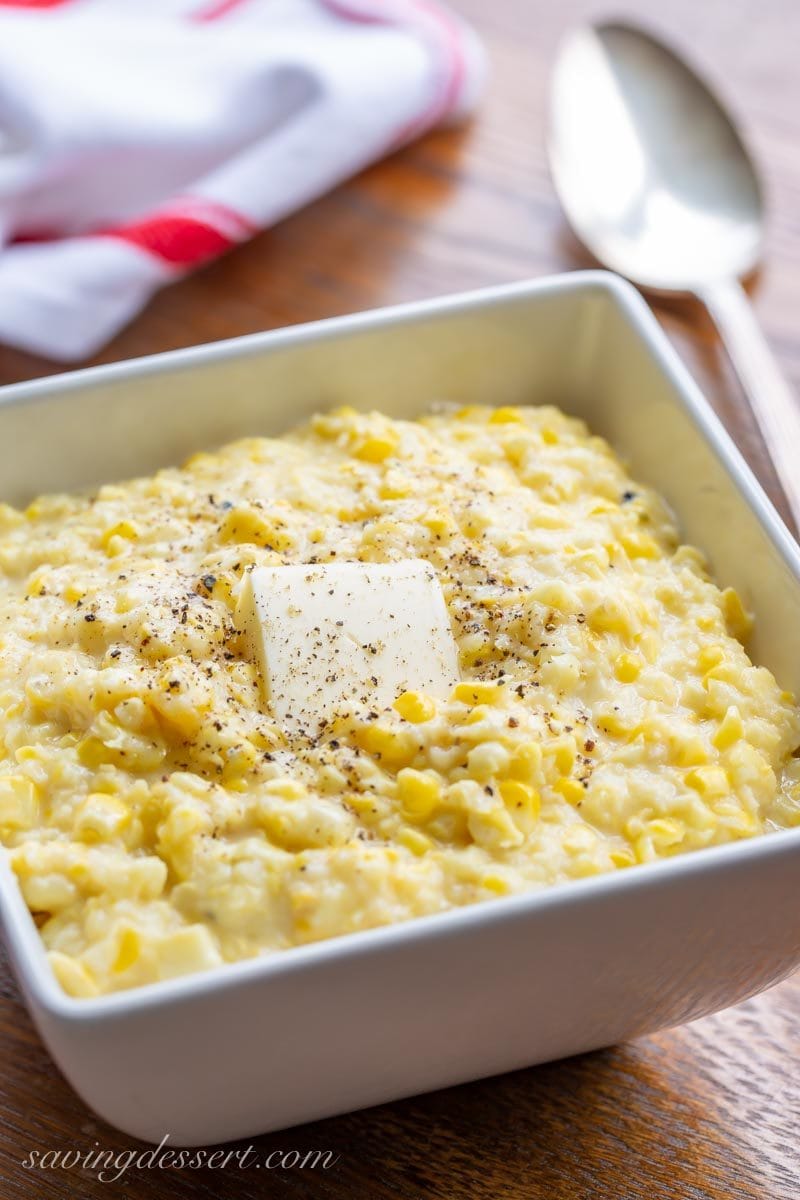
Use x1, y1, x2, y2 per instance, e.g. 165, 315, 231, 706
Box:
549, 22, 763, 293
548, 20, 800, 529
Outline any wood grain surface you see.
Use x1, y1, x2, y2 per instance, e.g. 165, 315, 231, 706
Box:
1, 1, 799, 1196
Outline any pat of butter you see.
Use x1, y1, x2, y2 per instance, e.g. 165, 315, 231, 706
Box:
237, 560, 460, 735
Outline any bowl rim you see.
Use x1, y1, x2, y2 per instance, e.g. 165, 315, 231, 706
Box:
2, 269, 799, 1022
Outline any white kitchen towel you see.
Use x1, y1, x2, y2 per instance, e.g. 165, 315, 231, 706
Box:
0, 0, 485, 361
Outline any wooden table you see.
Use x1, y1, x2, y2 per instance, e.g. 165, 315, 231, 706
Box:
1, 1, 799, 1196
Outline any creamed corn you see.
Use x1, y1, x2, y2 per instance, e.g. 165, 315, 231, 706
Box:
1, 404, 799, 997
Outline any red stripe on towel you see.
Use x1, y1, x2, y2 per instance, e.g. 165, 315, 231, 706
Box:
191, 0, 249, 20
0, 0, 73, 7
98, 201, 256, 268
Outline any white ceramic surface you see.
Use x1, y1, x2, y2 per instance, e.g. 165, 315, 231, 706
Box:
1, 272, 799, 1146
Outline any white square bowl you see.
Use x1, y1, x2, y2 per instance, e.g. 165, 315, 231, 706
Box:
1, 272, 799, 1146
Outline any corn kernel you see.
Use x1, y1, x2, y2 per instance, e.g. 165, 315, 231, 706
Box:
393, 691, 436, 724
101, 520, 139, 553
596, 711, 635, 738
499, 778, 538, 812
724, 809, 761, 837
355, 723, 418, 769
499, 779, 540, 832
633, 835, 656, 864
555, 777, 585, 805
17, 871, 77, 912
464, 704, 492, 725
25, 571, 49, 597
353, 434, 397, 463
397, 826, 432, 856
697, 644, 725, 674
489, 407, 524, 424
397, 769, 441, 820
148, 672, 210, 738
220, 506, 293, 551
343, 791, 384, 819
63, 582, 86, 604
713, 705, 744, 750
674, 736, 709, 767
529, 579, 575, 612
509, 742, 542, 783
453, 680, 503, 706
422, 508, 457, 538
552, 740, 576, 775
562, 825, 597, 854
481, 873, 511, 893
588, 596, 637, 637
458, 634, 492, 669
154, 926, 222, 979
467, 806, 523, 850
685, 765, 729, 798
0, 775, 39, 834
615, 652, 642, 683
113, 927, 142, 974
77, 736, 109, 769
74, 794, 130, 843
646, 817, 685, 850
13, 744, 40, 763
620, 531, 660, 559
265, 778, 306, 801
379, 474, 410, 500
721, 587, 752, 640
158, 802, 213, 856
727, 742, 774, 793
49, 953, 99, 999
79, 723, 165, 772
467, 741, 510, 781
221, 739, 261, 785
571, 857, 604, 878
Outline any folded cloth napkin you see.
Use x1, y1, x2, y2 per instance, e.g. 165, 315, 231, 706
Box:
0, 0, 485, 361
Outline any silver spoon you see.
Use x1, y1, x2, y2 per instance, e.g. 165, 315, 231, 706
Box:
548, 19, 800, 528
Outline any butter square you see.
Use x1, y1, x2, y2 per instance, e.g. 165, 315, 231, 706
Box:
236, 560, 459, 736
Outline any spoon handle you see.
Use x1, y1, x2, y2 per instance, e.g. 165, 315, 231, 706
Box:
698, 279, 800, 533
